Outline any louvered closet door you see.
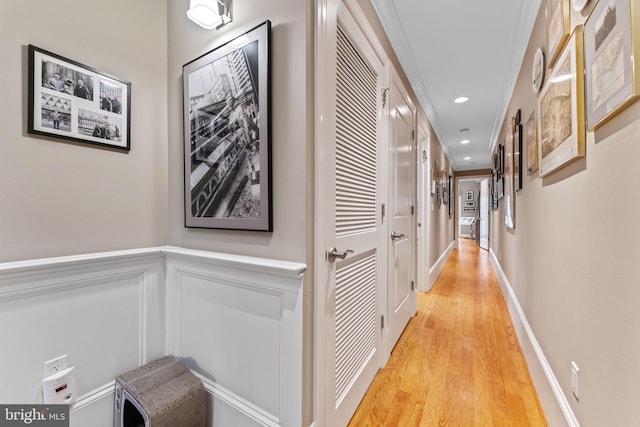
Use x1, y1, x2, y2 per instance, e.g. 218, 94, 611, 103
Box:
323, 4, 385, 425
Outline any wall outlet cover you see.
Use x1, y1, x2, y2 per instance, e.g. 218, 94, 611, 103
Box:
571, 361, 580, 400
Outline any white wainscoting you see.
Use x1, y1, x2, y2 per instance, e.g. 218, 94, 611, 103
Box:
0, 247, 306, 427
0, 248, 166, 426
164, 247, 306, 427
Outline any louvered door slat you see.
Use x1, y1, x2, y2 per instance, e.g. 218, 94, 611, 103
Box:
335, 25, 378, 237
334, 23, 379, 407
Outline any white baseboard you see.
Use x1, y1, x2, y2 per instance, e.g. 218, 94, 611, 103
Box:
489, 249, 579, 427
428, 240, 455, 291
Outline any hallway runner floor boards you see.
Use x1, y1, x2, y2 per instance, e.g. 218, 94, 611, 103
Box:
348, 238, 547, 426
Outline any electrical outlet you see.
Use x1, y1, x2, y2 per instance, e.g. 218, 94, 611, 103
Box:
44, 355, 68, 377
571, 361, 580, 400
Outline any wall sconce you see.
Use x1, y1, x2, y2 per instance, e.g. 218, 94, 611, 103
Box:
187, 0, 232, 30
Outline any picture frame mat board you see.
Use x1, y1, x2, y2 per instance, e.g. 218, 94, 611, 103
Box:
182, 21, 272, 231
537, 26, 586, 177
584, 0, 640, 130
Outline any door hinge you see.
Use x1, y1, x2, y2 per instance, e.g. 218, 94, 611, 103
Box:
411, 130, 415, 140
411, 205, 415, 215
381, 203, 386, 221
411, 281, 415, 291
382, 88, 389, 108
381, 315, 385, 329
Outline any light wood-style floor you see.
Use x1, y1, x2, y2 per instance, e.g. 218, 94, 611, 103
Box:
348, 238, 547, 426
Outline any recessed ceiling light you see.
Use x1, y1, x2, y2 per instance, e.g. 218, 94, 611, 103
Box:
454, 96, 469, 104
464, 156, 471, 160
460, 139, 470, 144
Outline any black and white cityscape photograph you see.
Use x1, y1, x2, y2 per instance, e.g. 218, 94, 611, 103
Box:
183, 21, 271, 231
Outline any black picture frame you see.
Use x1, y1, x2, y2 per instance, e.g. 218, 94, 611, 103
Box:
514, 123, 523, 192
447, 175, 453, 216
182, 21, 272, 231
28, 45, 131, 151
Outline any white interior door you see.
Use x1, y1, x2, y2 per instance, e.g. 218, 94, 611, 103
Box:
316, 2, 387, 425
479, 178, 489, 250
387, 71, 416, 350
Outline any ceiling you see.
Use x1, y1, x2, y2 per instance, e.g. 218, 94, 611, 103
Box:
371, 0, 542, 171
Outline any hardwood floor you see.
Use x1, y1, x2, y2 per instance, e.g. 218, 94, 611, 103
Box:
348, 239, 547, 426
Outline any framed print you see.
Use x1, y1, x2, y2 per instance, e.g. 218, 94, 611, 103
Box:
448, 175, 454, 216
504, 129, 515, 230
439, 169, 446, 205
584, 0, 640, 130
462, 207, 477, 214
465, 190, 474, 201
538, 26, 586, 177
183, 21, 272, 231
491, 170, 499, 210
514, 123, 523, 192
464, 201, 476, 208
28, 45, 131, 151
546, 0, 571, 68
431, 160, 439, 196
526, 111, 539, 174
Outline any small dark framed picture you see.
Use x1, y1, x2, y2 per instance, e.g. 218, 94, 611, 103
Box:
183, 21, 272, 231
514, 123, 523, 192
28, 45, 131, 151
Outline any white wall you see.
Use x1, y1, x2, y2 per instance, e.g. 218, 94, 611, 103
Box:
491, 3, 640, 425
0, 0, 168, 262
166, 0, 309, 264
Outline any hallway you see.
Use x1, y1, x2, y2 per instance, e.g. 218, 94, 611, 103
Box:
348, 239, 547, 426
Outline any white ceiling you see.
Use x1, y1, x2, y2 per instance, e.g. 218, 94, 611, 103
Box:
371, 0, 542, 171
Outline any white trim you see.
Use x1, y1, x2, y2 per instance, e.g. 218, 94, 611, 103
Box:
70, 381, 115, 412
428, 240, 454, 290
489, 249, 580, 427
194, 372, 280, 427
0, 246, 306, 280
0, 269, 148, 302
163, 246, 306, 280
0, 247, 165, 274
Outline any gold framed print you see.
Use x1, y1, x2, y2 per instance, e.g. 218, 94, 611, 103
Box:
526, 110, 539, 174
584, 0, 640, 130
546, 0, 571, 67
538, 26, 586, 177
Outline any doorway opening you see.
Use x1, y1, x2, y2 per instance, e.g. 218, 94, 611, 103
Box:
456, 177, 489, 250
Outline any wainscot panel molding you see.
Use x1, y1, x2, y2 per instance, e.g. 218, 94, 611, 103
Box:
0, 248, 167, 423
0, 247, 306, 427
165, 247, 306, 427
429, 240, 455, 289
489, 249, 579, 427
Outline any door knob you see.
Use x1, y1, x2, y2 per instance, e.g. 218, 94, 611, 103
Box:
391, 231, 406, 241
327, 247, 354, 262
